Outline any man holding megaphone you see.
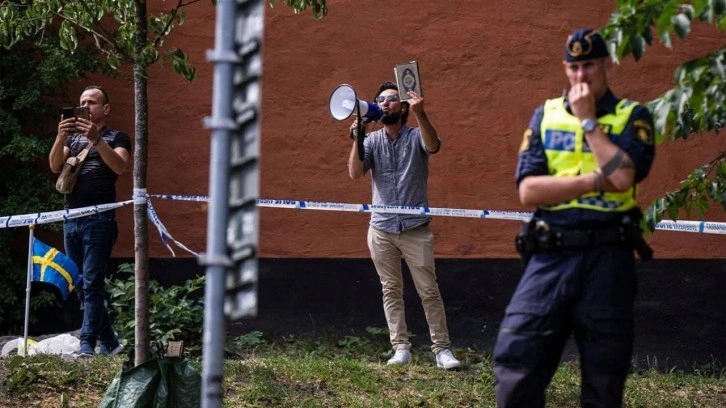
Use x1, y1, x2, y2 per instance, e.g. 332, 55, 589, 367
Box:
346, 81, 461, 370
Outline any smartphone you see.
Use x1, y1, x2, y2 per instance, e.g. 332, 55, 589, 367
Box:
74, 106, 90, 120
62, 107, 75, 120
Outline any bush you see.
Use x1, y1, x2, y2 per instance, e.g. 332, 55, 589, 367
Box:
107, 264, 205, 350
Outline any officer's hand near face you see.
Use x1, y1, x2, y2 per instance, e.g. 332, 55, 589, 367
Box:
568, 83, 596, 120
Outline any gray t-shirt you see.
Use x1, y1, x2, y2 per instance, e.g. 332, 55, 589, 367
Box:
362, 125, 439, 234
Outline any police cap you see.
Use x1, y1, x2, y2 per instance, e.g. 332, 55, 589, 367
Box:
564, 28, 609, 62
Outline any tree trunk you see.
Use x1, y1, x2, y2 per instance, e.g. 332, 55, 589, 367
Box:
133, 0, 150, 366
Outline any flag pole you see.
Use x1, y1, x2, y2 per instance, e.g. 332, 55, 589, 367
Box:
23, 225, 35, 357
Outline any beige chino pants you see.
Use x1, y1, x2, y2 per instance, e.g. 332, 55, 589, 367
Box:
367, 224, 451, 353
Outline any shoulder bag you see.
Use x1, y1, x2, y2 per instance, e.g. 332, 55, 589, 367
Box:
55, 141, 93, 194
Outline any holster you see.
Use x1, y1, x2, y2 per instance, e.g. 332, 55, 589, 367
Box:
514, 218, 541, 267
621, 212, 653, 262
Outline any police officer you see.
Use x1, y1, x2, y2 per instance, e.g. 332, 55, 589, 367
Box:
493, 28, 656, 407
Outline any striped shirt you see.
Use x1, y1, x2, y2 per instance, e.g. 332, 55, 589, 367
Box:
362, 125, 438, 233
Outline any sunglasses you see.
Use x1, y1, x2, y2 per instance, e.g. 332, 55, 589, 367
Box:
376, 94, 400, 103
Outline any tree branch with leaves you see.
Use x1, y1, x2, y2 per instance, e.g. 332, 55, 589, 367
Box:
602, 0, 726, 231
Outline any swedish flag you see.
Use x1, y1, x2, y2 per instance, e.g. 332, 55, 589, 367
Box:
32, 239, 81, 300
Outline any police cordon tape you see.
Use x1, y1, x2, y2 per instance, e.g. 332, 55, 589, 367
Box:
1, 195, 725, 238
0, 198, 198, 257
149, 194, 726, 235
0, 200, 133, 229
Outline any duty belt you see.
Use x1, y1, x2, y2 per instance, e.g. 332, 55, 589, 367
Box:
515, 217, 653, 265
531, 221, 629, 249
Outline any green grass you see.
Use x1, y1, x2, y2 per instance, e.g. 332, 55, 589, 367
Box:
1, 334, 724, 407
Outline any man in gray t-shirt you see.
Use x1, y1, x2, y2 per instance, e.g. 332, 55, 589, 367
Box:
347, 81, 460, 370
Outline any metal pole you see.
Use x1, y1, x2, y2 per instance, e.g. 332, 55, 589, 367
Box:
201, 0, 262, 406
23, 225, 35, 357
201, 0, 236, 406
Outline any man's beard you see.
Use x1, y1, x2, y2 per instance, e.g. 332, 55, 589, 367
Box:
381, 111, 402, 125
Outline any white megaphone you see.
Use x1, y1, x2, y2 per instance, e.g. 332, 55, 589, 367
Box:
328, 84, 383, 122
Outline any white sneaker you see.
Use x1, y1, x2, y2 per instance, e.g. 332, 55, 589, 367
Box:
105, 343, 125, 357
435, 349, 461, 370
386, 349, 412, 365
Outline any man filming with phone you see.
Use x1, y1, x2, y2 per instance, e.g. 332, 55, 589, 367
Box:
49, 85, 131, 357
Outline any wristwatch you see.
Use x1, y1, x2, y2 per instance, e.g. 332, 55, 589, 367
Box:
581, 118, 598, 134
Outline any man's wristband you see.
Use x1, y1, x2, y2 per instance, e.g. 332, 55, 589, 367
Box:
93, 138, 101, 146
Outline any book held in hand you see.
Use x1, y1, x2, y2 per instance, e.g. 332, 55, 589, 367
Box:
394, 61, 423, 101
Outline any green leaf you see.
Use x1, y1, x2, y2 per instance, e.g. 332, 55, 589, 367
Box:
631, 34, 645, 60
107, 53, 120, 70
642, 26, 654, 45
58, 20, 78, 53
269, 0, 328, 19
681, 3, 695, 20
651, 96, 674, 143
660, 30, 673, 48
715, 0, 726, 15
673, 13, 691, 39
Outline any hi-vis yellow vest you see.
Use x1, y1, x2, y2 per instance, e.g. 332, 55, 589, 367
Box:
540, 97, 638, 212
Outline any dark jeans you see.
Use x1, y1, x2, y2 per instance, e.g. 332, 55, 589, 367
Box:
493, 245, 636, 408
64, 212, 119, 352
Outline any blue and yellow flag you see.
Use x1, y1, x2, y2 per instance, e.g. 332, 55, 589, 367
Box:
32, 239, 81, 300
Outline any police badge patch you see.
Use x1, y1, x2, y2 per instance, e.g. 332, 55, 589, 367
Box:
520, 128, 533, 152
634, 119, 653, 144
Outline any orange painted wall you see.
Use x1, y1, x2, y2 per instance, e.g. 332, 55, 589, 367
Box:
88, 0, 724, 259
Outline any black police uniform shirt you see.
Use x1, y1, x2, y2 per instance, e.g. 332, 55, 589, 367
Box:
515, 89, 655, 228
